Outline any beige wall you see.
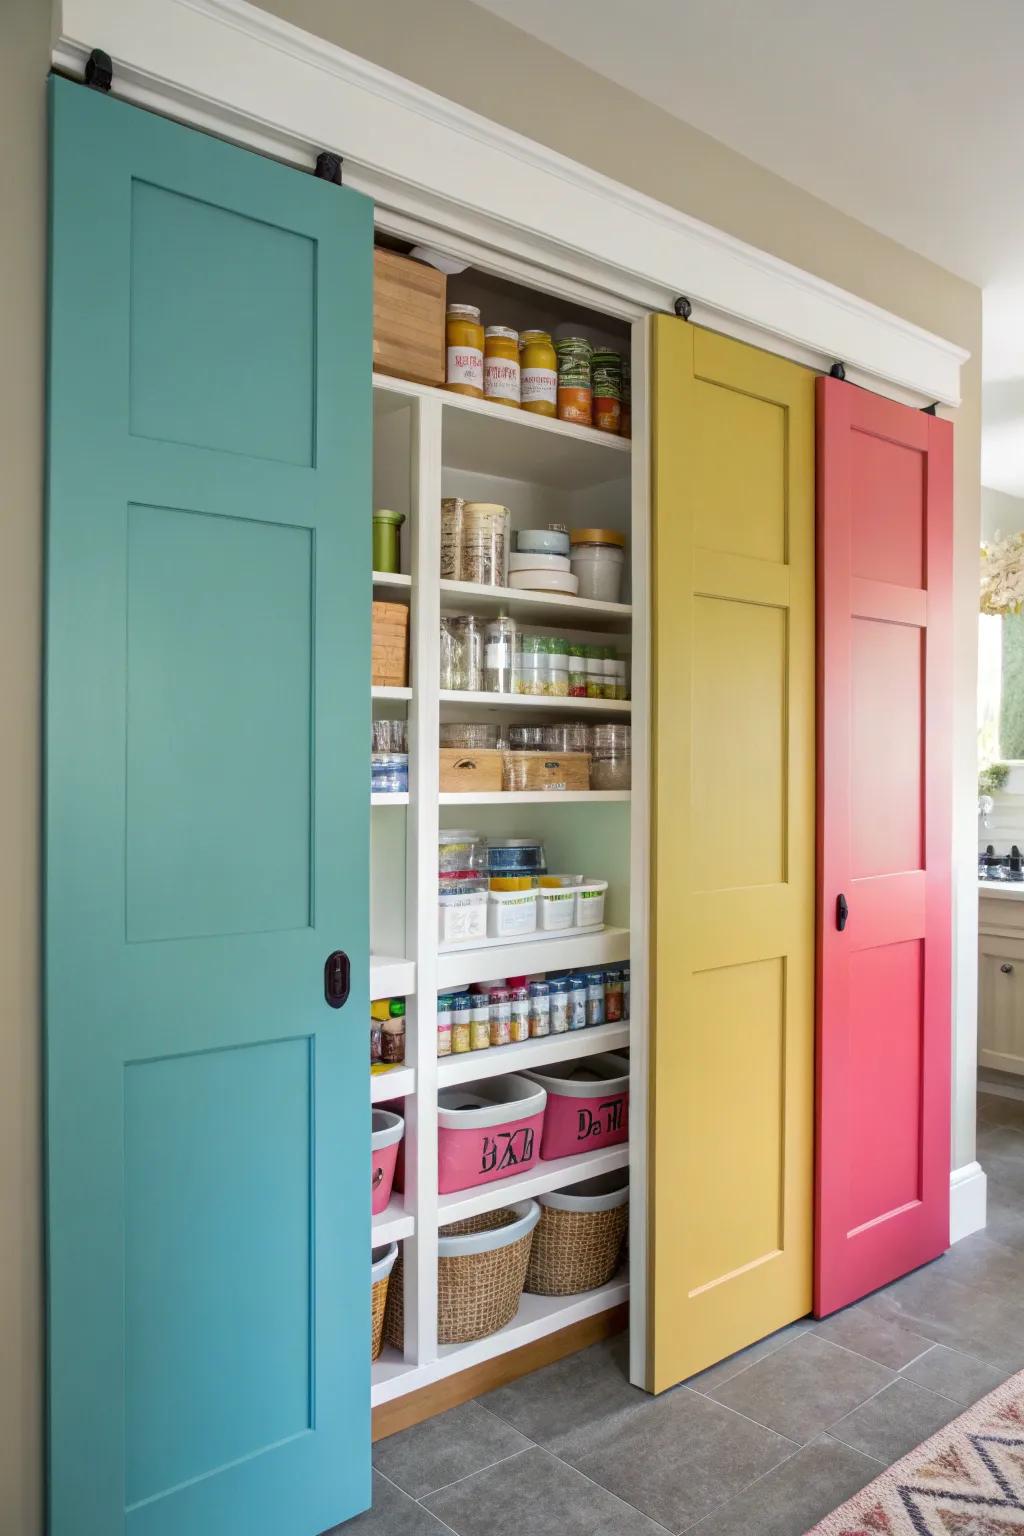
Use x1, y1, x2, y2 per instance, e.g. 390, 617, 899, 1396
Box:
2, 1, 981, 1527
1, 0, 48, 1532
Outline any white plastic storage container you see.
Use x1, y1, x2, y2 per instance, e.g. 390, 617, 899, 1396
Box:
439, 886, 488, 944
487, 888, 538, 938
538, 886, 577, 931
574, 879, 608, 928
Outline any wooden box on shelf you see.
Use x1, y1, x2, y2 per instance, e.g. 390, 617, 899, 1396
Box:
373, 248, 446, 387
439, 748, 504, 793
372, 599, 409, 688
503, 751, 591, 793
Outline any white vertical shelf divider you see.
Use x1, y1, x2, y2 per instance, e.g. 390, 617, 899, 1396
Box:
627, 317, 651, 1390
403, 394, 443, 1368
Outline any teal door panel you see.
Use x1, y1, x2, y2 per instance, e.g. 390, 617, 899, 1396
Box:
46, 77, 373, 1536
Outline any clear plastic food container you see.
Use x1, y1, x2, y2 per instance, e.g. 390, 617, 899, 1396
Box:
569, 529, 627, 603
439, 829, 486, 873
485, 615, 518, 694
487, 838, 546, 874
440, 722, 500, 749
540, 722, 591, 753
460, 502, 510, 587
371, 752, 409, 794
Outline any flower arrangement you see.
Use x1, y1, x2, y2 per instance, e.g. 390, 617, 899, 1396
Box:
980, 532, 1024, 615
979, 762, 1010, 797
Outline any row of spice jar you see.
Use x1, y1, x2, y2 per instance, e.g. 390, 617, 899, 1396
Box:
438, 965, 630, 1056
441, 615, 629, 698
445, 305, 630, 436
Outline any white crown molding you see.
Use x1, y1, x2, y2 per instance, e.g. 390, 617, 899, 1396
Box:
53, 0, 968, 404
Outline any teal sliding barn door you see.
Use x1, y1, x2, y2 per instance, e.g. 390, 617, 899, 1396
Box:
46, 78, 372, 1536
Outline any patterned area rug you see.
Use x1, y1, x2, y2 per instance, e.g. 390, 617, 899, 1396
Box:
808, 1370, 1024, 1533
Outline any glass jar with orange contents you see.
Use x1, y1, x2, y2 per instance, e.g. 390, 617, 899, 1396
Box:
484, 326, 521, 408
446, 304, 485, 397
519, 329, 557, 417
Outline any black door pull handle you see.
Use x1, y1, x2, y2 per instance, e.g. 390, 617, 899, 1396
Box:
324, 950, 351, 1009
836, 894, 849, 932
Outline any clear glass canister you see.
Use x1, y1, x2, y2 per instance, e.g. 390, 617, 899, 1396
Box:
440, 497, 465, 581
439, 616, 459, 691
460, 502, 510, 587
485, 614, 518, 693
450, 614, 484, 691
541, 721, 591, 753
590, 723, 631, 790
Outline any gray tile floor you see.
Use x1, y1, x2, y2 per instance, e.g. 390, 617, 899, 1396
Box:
345, 1092, 1024, 1536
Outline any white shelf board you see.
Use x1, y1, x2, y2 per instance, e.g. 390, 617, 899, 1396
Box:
438, 1144, 629, 1224
440, 790, 629, 806
372, 792, 409, 807
370, 1065, 416, 1103
372, 570, 412, 590
372, 1197, 416, 1245
373, 372, 630, 491
440, 690, 630, 716
437, 925, 629, 990
370, 954, 416, 1000
439, 579, 631, 633
438, 1022, 630, 1086
372, 685, 413, 702
371, 1346, 420, 1403
371, 1276, 629, 1406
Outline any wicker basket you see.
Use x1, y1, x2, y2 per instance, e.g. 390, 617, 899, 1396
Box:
371, 1242, 398, 1361
525, 1173, 628, 1297
384, 1201, 540, 1347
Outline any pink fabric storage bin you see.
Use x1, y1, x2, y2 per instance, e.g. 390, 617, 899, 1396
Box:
524, 1053, 630, 1161
437, 1075, 548, 1195
371, 1108, 405, 1214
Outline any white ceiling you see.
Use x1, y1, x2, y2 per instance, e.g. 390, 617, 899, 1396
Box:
471, 0, 1024, 495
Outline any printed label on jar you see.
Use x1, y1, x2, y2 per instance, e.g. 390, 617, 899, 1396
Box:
447, 345, 483, 390
521, 367, 557, 406
485, 640, 514, 668
484, 356, 521, 402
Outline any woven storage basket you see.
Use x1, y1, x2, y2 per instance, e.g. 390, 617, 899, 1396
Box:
371, 1243, 398, 1361
525, 1173, 628, 1297
384, 1202, 539, 1347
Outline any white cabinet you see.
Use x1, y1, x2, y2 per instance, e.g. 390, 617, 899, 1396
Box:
979, 893, 1024, 1077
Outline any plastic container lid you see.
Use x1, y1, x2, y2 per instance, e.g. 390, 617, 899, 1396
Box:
485, 325, 518, 340
569, 527, 626, 547
516, 527, 572, 555
438, 1200, 541, 1256
447, 303, 481, 320
508, 551, 571, 573
371, 1108, 405, 1151
538, 1170, 629, 1213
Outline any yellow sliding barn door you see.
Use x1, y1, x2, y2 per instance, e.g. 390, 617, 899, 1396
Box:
649, 320, 815, 1391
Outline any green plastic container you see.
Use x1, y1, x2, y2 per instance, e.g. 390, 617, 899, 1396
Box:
372, 508, 406, 573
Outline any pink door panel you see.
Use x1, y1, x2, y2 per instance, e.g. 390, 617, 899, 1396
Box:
815, 378, 953, 1318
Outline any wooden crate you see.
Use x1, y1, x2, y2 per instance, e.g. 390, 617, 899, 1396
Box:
373, 248, 446, 387
502, 752, 591, 792
372, 599, 409, 687
439, 749, 504, 794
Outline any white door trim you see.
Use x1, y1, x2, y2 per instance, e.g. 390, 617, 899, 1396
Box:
950, 1161, 987, 1244
53, 0, 967, 404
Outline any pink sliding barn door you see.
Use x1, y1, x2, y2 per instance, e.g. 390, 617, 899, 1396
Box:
815, 378, 953, 1318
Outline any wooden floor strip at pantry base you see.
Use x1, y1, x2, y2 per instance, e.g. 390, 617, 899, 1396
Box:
370, 1303, 627, 1441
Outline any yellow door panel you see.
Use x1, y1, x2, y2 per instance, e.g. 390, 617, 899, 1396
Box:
649, 319, 815, 1391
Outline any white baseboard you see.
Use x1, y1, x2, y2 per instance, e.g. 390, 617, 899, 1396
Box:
950, 1161, 987, 1243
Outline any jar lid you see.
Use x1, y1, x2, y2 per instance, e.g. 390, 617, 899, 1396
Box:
570, 527, 626, 547
488, 837, 542, 848
591, 348, 622, 363
555, 335, 594, 351
447, 303, 481, 320
373, 508, 406, 525
485, 325, 519, 340
519, 329, 552, 344
463, 501, 509, 514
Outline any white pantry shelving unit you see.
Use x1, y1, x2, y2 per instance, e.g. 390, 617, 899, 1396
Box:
367, 266, 648, 1410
